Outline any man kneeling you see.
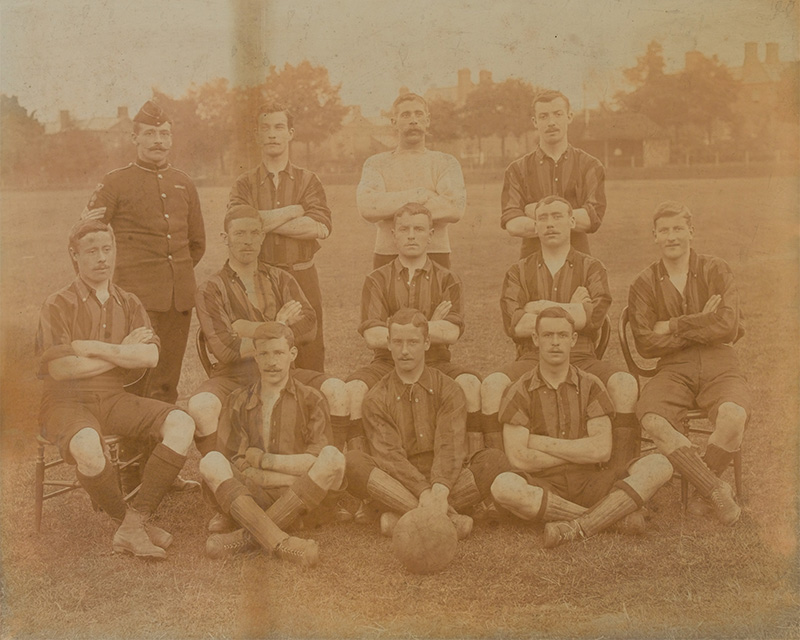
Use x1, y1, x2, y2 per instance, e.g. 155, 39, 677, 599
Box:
36, 220, 196, 559
199, 322, 345, 566
346, 309, 507, 539
491, 307, 673, 548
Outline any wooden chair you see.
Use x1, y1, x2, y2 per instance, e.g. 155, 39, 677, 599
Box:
617, 306, 743, 507
196, 327, 215, 377
34, 434, 144, 532
34, 370, 149, 532
594, 316, 611, 359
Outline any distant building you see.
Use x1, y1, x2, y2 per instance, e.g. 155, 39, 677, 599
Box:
728, 41, 798, 158
571, 111, 670, 168
315, 105, 394, 171
44, 106, 133, 159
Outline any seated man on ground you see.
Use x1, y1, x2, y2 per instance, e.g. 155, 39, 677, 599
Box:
346, 309, 508, 539
481, 195, 640, 466
188, 205, 348, 478
345, 203, 483, 456
199, 322, 346, 566
491, 307, 673, 548
628, 201, 748, 525
36, 220, 196, 560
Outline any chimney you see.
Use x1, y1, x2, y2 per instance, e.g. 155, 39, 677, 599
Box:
59, 109, 70, 131
685, 50, 704, 72
117, 106, 129, 119
457, 68, 472, 102
479, 70, 493, 85
743, 42, 759, 67
766, 42, 779, 66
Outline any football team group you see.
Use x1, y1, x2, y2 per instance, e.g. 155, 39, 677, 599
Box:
36, 89, 749, 567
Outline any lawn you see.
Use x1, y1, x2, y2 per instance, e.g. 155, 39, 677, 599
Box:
1, 175, 798, 639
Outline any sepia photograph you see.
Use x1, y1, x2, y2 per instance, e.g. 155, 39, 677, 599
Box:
1, 0, 798, 638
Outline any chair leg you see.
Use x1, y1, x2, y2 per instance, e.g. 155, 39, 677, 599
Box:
680, 477, 689, 510
35, 442, 45, 532
108, 440, 122, 494
733, 449, 743, 502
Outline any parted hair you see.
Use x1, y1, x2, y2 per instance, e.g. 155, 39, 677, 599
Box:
534, 195, 573, 218
392, 202, 433, 228
535, 306, 576, 333
257, 101, 294, 129
392, 92, 429, 116
652, 201, 693, 227
224, 205, 262, 232
388, 308, 429, 339
532, 89, 571, 113
68, 220, 115, 272
252, 321, 296, 348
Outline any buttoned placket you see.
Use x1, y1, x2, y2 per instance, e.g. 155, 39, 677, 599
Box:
154, 170, 174, 264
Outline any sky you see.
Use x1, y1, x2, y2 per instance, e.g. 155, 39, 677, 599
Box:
1, 0, 797, 124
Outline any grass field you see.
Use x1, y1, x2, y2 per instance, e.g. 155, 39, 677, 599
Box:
1, 175, 798, 639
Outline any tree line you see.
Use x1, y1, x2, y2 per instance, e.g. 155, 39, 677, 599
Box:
2, 42, 796, 188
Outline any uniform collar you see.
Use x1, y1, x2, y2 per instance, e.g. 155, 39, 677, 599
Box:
74, 276, 123, 305
258, 161, 296, 185
388, 366, 435, 398
134, 159, 170, 172
534, 144, 571, 164
656, 249, 699, 280
527, 364, 579, 391
243, 375, 298, 410
393, 256, 433, 279
530, 247, 578, 269
222, 259, 273, 283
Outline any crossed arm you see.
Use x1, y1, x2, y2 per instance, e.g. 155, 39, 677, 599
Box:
47, 327, 158, 380
503, 416, 612, 473
362, 300, 460, 349
240, 447, 317, 488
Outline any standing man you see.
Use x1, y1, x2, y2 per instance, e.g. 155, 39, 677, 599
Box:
490, 307, 673, 548
357, 92, 466, 269
83, 100, 205, 403
345, 309, 509, 539
501, 89, 606, 259
228, 102, 331, 372
628, 201, 748, 525
36, 220, 197, 559
481, 196, 640, 466
199, 322, 345, 566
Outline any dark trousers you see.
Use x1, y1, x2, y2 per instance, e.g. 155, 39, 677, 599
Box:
130, 304, 192, 404
291, 265, 325, 373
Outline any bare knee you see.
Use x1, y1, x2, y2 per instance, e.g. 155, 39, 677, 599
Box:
491, 471, 523, 506
321, 378, 348, 416
481, 373, 511, 412
69, 428, 106, 474
630, 453, 673, 485
199, 451, 232, 486
456, 374, 482, 411
310, 445, 346, 489
641, 412, 672, 437
607, 372, 638, 412
187, 392, 222, 436
346, 380, 368, 418
161, 410, 196, 455
716, 402, 747, 433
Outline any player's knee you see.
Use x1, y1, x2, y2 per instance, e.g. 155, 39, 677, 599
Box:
456, 373, 482, 409
199, 451, 231, 483
481, 373, 510, 410
640, 412, 670, 436
716, 402, 747, 432
490, 471, 521, 506
187, 393, 222, 436
68, 428, 106, 469
161, 410, 196, 454
638, 453, 674, 485
316, 445, 346, 479
321, 378, 348, 415
346, 380, 368, 416
607, 372, 638, 410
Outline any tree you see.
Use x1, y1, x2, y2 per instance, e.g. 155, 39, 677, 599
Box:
426, 98, 462, 146
261, 60, 348, 165
616, 41, 740, 157
0, 95, 44, 186
460, 83, 498, 157
491, 78, 536, 160
189, 78, 237, 174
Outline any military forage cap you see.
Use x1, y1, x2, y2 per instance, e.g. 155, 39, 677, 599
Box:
133, 100, 170, 126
